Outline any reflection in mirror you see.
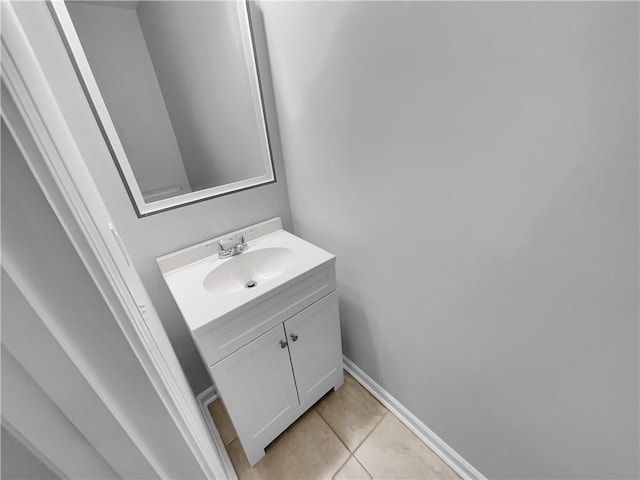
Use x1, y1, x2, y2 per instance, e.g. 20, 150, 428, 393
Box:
52, 0, 275, 216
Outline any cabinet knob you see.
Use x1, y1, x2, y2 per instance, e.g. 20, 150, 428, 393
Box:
290, 333, 298, 342
279, 339, 288, 348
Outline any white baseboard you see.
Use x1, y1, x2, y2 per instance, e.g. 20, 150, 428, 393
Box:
196, 387, 237, 480
342, 356, 486, 480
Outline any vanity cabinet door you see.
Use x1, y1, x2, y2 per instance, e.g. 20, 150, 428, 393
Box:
284, 292, 343, 409
209, 323, 299, 464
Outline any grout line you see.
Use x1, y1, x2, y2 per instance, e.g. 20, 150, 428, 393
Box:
314, 404, 354, 455
315, 371, 390, 455
347, 370, 389, 453
331, 454, 354, 480
312, 372, 389, 456
352, 410, 388, 455
352, 455, 373, 480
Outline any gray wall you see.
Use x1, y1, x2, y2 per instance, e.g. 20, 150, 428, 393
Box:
261, 2, 639, 478
26, 0, 291, 394
138, 1, 267, 190
1, 117, 209, 478
1, 427, 60, 480
66, 2, 191, 197
2, 343, 120, 479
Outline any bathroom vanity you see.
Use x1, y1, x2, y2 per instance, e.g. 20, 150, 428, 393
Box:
157, 218, 343, 465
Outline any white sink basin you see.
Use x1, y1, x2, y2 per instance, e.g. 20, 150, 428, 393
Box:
203, 247, 294, 294
157, 218, 335, 334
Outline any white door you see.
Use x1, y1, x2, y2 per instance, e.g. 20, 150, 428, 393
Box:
209, 323, 299, 465
284, 292, 343, 409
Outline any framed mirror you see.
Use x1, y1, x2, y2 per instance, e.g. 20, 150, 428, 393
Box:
49, 0, 276, 217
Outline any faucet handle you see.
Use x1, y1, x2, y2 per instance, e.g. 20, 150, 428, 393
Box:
218, 237, 234, 249
217, 239, 234, 258
235, 234, 249, 254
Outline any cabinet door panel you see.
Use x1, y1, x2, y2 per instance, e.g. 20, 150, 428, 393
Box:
209, 323, 299, 455
285, 292, 343, 408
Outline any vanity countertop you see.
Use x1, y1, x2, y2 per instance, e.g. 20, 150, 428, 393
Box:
158, 224, 335, 335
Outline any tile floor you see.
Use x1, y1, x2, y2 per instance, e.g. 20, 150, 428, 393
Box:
208, 371, 461, 480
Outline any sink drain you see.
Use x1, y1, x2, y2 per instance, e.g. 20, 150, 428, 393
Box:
245, 280, 257, 289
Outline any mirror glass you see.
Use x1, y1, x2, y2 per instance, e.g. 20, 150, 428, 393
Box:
52, 0, 275, 216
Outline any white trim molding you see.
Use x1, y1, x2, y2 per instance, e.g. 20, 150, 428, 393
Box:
196, 388, 239, 480
342, 356, 486, 480
1, 2, 226, 477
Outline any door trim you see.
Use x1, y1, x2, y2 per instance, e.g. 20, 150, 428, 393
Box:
196, 387, 239, 480
1, 3, 228, 478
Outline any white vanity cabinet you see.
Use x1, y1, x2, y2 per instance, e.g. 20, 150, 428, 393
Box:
284, 292, 342, 408
157, 219, 344, 467
208, 323, 300, 463
197, 271, 343, 466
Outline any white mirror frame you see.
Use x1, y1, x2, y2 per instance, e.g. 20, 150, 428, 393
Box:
48, 0, 276, 217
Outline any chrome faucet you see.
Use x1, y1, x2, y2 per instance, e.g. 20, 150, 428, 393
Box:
216, 234, 249, 259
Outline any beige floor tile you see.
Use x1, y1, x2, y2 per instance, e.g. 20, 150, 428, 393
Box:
355, 414, 460, 480
333, 456, 371, 480
208, 398, 237, 446
227, 409, 350, 479
315, 372, 387, 451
